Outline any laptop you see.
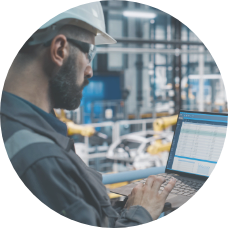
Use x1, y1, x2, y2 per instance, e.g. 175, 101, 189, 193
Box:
110, 110, 228, 209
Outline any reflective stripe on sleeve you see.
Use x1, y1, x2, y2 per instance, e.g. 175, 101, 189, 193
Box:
5, 129, 55, 159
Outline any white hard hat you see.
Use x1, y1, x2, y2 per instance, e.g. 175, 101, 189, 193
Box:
27, 2, 116, 46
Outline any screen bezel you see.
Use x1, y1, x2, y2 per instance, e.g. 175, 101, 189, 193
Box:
165, 110, 228, 181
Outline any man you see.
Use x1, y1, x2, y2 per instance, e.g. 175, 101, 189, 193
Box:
1, 2, 176, 227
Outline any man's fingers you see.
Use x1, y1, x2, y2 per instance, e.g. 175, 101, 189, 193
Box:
136, 182, 144, 188
151, 176, 165, 193
128, 182, 144, 206
144, 175, 155, 188
160, 178, 176, 199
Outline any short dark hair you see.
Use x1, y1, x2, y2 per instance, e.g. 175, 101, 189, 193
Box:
16, 25, 93, 67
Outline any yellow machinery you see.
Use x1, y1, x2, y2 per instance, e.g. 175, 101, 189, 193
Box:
147, 115, 178, 155
56, 110, 95, 137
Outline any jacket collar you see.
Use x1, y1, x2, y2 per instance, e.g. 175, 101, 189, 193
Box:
1, 91, 73, 152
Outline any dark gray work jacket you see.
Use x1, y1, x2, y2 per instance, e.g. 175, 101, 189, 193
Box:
0, 92, 153, 227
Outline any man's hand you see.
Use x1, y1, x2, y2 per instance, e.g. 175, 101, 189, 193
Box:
124, 175, 176, 220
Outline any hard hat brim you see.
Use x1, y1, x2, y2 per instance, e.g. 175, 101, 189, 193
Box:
63, 18, 117, 45
95, 31, 117, 45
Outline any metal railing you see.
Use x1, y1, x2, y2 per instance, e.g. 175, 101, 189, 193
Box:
83, 118, 155, 150
114, 118, 155, 141
96, 47, 209, 55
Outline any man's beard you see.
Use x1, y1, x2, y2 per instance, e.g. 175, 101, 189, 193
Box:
49, 53, 89, 110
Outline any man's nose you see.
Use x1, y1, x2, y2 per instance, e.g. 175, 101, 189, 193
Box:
84, 65, 93, 79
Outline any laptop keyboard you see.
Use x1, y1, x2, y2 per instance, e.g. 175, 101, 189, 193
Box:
138, 173, 204, 197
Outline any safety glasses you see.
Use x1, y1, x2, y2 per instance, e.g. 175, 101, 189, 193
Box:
44, 37, 96, 63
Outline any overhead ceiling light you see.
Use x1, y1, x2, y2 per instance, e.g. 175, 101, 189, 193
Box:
123, 11, 156, 19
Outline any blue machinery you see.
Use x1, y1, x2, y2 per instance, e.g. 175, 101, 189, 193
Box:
102, 166, 165, 184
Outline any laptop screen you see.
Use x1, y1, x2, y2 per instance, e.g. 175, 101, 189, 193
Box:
166, 111, 227, 177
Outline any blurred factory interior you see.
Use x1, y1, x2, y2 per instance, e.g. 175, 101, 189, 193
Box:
55, 1, 227, 197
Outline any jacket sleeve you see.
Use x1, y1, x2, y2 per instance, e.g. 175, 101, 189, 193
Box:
21, 156, 102, 226
111, 201, 153, 227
